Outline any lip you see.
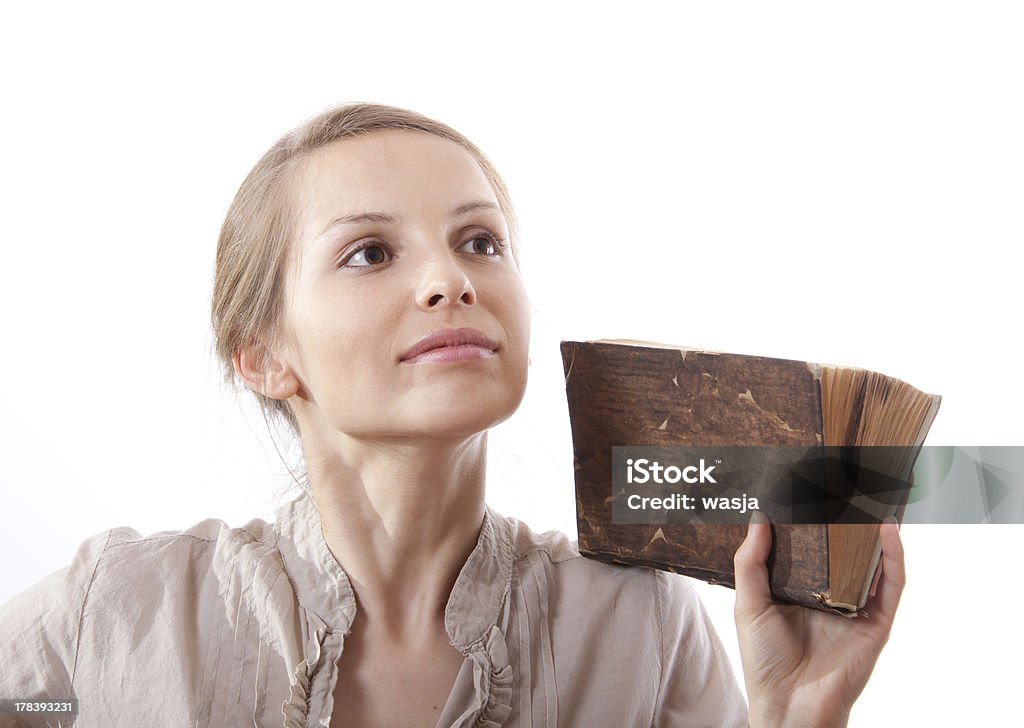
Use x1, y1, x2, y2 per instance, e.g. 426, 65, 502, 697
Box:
401, 327, 499, 363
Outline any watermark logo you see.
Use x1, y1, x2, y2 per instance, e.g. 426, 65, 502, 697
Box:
625, 458, 718, 484
609, 446, 1024, 525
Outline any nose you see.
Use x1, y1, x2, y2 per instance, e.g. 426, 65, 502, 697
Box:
414, 251, 477, 310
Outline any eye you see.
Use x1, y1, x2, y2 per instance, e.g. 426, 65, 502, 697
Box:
458, 231, 507, 256
340, 243, 391, 268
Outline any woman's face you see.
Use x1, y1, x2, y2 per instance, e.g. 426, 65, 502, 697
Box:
278, 129, 531, 443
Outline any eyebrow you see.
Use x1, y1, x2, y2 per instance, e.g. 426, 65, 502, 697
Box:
319, 200, 502, 236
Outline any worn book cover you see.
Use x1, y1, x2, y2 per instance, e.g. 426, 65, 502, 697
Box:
560, 339, 941, 614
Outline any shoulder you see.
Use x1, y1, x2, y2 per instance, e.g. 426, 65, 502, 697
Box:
0, 512, 280, 696
3, 512, 283, 633
98, 513, 277, 565
45, 513, 278, 598
488, 507, 709, 661
486, 509, 743, 724
492, 507, 699, 605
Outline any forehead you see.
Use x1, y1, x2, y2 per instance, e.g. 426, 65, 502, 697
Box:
291, 129, 498, 235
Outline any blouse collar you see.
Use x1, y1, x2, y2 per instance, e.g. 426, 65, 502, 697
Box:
274, 491, 513, 652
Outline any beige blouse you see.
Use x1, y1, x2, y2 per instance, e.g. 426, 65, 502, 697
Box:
0, 492, 748, 727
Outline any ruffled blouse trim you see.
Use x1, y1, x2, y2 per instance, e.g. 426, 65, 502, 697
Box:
465, 625, 513, 728
280, 620, 327, 728
281, 652, 313, 728
280, 624, 513, 728
280, 622, 344, 728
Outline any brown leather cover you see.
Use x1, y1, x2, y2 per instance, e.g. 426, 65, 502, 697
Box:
561, 340, 833, 611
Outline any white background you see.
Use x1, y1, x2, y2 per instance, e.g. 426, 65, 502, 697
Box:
1, 2, 1021, 725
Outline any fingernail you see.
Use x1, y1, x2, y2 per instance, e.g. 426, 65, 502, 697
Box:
749, 510, 768, 526
883, 515, 898, 526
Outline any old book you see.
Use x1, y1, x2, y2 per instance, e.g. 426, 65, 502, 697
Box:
560, 339, 942, 615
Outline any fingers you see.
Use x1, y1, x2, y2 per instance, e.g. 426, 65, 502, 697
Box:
867, 554, 884, 598
872, 516, 906, 626
734, 511, 774, 621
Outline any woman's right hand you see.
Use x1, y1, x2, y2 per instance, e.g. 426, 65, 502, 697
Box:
733, 514, 906, 728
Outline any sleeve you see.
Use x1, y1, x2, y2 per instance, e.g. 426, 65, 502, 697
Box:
0, 529, 115, 727
651, 570, 749, 728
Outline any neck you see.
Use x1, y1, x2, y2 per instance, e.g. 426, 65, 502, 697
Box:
305, 430, 488, 644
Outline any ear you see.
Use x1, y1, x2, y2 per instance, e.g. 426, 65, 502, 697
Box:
233, 341, 299, 400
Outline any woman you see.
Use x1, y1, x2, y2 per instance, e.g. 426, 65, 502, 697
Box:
0, 102, 904, 727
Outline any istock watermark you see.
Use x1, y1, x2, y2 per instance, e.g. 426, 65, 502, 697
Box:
625, 458, 718, 484
609, 446, 1024, 525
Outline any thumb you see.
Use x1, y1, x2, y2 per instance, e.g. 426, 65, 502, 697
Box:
734, 510, 774, 621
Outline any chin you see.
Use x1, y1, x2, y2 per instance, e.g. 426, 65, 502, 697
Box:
445, 405, 519, 438
417, 393, 523, 439
380, 374, 527, 437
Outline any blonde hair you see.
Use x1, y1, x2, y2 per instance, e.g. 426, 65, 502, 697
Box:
209, 102, 520, 473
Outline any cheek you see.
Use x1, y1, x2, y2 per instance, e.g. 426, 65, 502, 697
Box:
505, 278, 532, 344
482, 277, 531, 370
292, 293, 386, 385
321, 313, 391, 377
